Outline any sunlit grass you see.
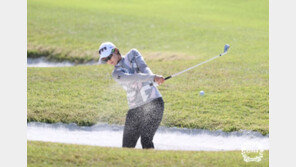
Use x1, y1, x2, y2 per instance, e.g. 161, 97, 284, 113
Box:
27, 0, 268, 134
28, 0, 268, 62
28, 58, 268, 134
28, 141, 269, 167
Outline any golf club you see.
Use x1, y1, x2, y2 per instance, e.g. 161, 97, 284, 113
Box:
151, 44, 230, 86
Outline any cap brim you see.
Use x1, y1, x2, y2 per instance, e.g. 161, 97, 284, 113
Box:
98, 49, 113, 65
98, 58, 107, 64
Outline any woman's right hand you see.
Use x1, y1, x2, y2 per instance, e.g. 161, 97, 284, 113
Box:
154, 75, 165, 85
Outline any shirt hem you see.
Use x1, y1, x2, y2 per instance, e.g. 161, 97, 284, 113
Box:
128, 96, 163, 110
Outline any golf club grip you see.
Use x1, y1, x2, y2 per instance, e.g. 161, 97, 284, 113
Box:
149, 76, 171, 87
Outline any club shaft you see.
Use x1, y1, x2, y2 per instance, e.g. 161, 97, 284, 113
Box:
165, 51, 227, 80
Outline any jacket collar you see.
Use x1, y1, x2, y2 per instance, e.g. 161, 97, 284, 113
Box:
115, 56, 125, 68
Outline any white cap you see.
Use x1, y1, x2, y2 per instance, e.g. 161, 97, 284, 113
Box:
98, 42, 116, 64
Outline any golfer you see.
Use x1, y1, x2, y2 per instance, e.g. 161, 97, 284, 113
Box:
98, 42, 165, 149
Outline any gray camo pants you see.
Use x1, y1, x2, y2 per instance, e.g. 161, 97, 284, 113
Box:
122, 97, 164, 149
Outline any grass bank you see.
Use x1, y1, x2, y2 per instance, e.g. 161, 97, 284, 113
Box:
28, 0, 268, 62
27, 0, 268, 134
28, 60, 268, 134
27, 141, 269, 167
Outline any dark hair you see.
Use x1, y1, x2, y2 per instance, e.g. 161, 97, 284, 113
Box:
115, 48, 121, 56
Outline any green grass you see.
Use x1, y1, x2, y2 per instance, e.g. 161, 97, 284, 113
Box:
27, 0, 269, 164
28, 0, 268, 62
27, 0, 269, 134
27, 141, 269, 167
28, 61, 268, 134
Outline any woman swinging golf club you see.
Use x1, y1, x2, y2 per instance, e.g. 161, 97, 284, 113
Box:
98, 42, 165, 149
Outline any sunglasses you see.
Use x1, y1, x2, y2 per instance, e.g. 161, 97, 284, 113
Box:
101, 48, 115, 62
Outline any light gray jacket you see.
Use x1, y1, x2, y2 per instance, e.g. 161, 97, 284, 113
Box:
112, 49, 162, 109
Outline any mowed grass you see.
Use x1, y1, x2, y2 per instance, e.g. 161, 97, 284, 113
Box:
27, 141, 269, 167
28, 0, 268, 62
27, 0, 269, 134
28, 59, 268, 134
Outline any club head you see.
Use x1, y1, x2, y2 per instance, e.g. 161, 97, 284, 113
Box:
224, 44, 230, 53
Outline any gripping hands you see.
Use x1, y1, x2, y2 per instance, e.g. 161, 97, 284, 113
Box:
154, 75, 165, 85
